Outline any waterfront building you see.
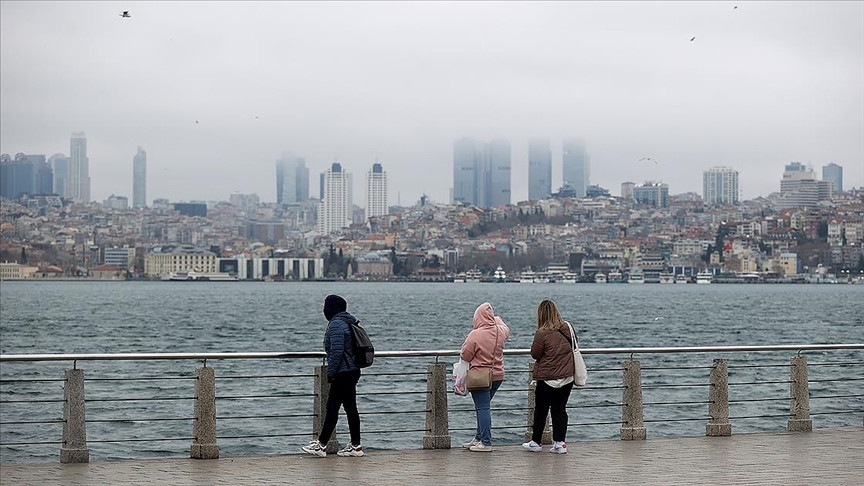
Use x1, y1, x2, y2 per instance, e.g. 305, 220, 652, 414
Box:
0, 261, 39, 280
68, 132, 90, 202
318, 162, 352, 235
354, 251, 393, 279
276, 153, 309, 204
216, 255, 324, 280
488, 138, 511, 206
822, 163, 843, 193
528, 139, 552, 201
133, 147, 147, 208
703, 167, 739, 206
562, 138, 589, 198
366, 162, 388, 222
144, 245, 217, 277
104, 246, 134, 269
48, 154, 69, 198
633, 181, 669, 207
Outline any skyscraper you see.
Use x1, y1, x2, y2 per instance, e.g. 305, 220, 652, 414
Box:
822, 163, 843, 193
702, 167, 739, 206
562, 138, 590, 197
488, 138, 511, 206
68, 132, 90, 201
133, 147, 147, 208
276, 153, 310, 204
28, 155, 52, 194
365, 162, 388, 221
318, 163, 352, 235
528, 139, 551, 201
778, 162, 832, 209
453, 137, 480, 206
48, 154, 68, 198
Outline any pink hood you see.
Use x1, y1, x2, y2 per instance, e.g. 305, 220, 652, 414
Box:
461, 302, 511, 380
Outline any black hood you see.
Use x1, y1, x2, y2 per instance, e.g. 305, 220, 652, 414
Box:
323, 294, 347, 321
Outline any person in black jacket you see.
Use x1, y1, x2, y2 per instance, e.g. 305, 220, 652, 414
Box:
302, 295, 365, 457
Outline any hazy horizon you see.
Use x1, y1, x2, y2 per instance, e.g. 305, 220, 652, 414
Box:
2, 1, 862, 206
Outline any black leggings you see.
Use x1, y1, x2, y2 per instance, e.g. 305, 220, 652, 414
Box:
532, 380, 574, 443
318, 369, 361, 446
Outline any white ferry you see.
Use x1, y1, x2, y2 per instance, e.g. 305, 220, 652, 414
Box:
594, 273, 607, 283
659, 272, 675, 284
696, 270, 713, 284
465, 269, 482, 283
608, 270, 624, 283
162, 271, 239, 282
452, 273, 466, 283
560, 272, 578, 283
520, 270, 536, 283
533, 272, 551, 284
627, 270, 645, 284
675, 274, 689, 284
493, 266, 507, 283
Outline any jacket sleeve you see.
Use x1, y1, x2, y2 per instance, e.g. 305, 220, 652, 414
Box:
530, 332, 545, 361
460, 333, 475, 363
326, 320, 346, 376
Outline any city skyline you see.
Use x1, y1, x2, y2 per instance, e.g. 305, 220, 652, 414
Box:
1, 2, 862, 204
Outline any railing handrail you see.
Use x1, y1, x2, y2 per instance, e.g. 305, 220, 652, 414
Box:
1, 343, 862, 362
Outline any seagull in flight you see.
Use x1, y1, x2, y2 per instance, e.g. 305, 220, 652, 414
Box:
120, 11, 131, 18
690, 36, 696, 42
639, 157, 659, 165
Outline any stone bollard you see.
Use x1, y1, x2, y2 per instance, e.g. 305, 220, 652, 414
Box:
523, 363, 552, 444
787, 355, 812, 432
191, 366, 219, 459
423, 363, 451, 449
313, 365, 339, 453
60, 368, 90, 463
620, 360, 646, 440
706, 358, 731, 436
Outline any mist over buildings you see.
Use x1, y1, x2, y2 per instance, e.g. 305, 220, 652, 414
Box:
1, 1, 862, 206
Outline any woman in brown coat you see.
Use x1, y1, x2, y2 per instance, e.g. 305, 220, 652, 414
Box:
522, 299, 576, 454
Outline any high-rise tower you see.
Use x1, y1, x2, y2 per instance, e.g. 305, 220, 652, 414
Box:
318, 163, 352, 234
453, 137, 480, 206
702, 167, 739, 206
822, 163, 843, 193
276, 153, 310, 204
133, 147, 147, 208
562, 139, 589, 198
365, 162, 388, 221
48, 154, 68, 198
488, 138, 511, 206
528, 139, 551, 201
68, 132, 90, 201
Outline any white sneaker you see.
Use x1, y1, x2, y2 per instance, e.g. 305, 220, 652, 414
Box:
469, 443, 492, 452
301, 440, 326, 457
522, 440, 542, 452
337, 443, 365, 457
462, 438, 481, 449
549, 441, 567, 454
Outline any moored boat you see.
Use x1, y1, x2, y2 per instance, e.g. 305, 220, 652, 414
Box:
696, 270, 713, 284
594, 273, 607, 283
659, 271, 675, 284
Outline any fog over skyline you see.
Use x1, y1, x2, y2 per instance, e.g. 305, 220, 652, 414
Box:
1, 1, 862, 206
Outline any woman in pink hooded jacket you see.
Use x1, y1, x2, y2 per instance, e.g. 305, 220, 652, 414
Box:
460, 302, 511, 452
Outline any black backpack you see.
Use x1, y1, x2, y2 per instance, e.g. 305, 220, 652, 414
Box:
348, 320, 375, 368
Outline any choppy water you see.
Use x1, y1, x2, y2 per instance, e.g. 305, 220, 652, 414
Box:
1, 281, 862, 463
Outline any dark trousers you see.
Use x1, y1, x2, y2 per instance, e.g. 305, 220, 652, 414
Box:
318, 369, 361, 446
532, 380, 574, 443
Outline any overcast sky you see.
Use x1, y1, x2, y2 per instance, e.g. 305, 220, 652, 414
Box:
2, 1, 862, 206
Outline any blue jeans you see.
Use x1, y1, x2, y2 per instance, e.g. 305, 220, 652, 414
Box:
470, 379, 503, 446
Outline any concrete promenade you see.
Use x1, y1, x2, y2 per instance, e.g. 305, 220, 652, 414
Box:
1, 427, 862, 485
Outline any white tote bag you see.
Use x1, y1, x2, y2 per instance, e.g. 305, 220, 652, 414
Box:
567, 322, 588, 387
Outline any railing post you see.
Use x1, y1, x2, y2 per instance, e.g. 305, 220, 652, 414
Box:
523, 363, 552, 444
191, 365, 219, 459
60, 368, 89, 463
706, 358, 731, 436
313, 365, 339, 453
620, 359, 646, 440
423, 363, 451, 449
787, 355, 812, 432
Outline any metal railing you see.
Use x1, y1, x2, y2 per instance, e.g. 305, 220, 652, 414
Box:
1, 344, 862, 463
